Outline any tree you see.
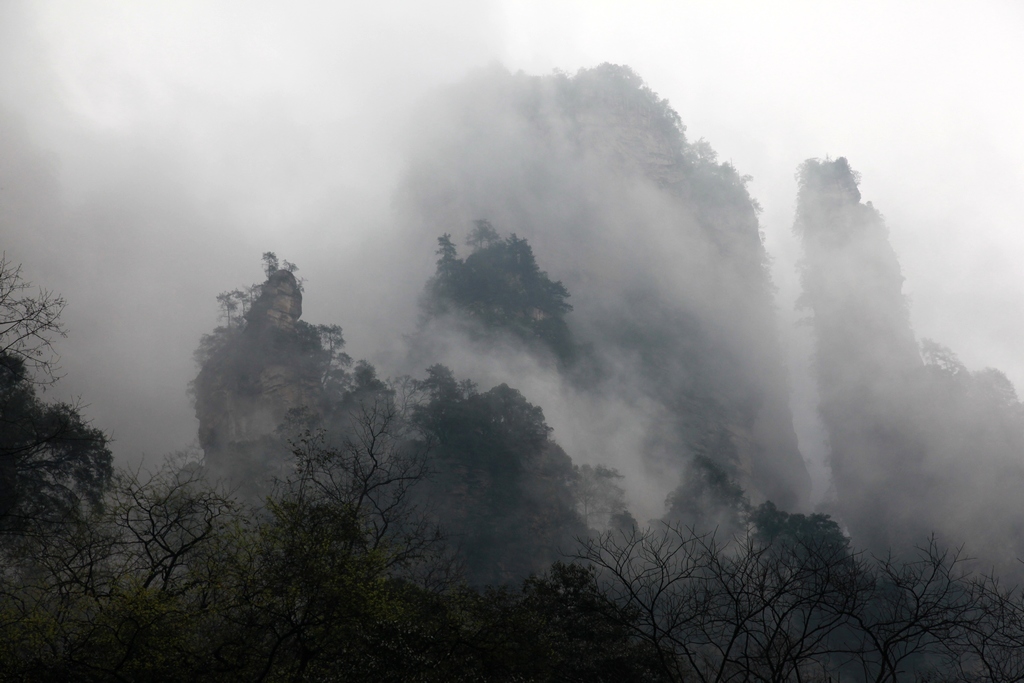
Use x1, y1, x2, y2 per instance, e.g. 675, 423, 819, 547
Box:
0, 458, 241, 681
0, 257, 112, 531
0, 413, 450, 681
962, 574, 1024, 683
574, 521, 1011, 683
434, 234, 459, 286
466, 219, 500, 250
261, 251, 280, 278
573, 463, 628, 531
836, 539, 976, 683
284, 391, 440, 575
0, 254, 65, 384
452, 562, 666, 682
202, 393, 453, 680
422, 226, 580, 365
663, 455, 748, 536
749, 500, 850, 556
412, 364, 584, 584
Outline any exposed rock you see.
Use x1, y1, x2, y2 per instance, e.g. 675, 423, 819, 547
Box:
245, 269, 303, 333
194, 269, 322, 486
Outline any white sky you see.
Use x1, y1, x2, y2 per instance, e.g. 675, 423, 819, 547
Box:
1, 0, 1022, 470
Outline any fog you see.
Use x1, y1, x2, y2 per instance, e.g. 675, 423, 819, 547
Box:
2, 1, 1023, 523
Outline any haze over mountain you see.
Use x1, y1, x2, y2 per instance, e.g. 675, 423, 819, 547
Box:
2, 0, 1024, 560
6, 4, 1024, 678
399, 64, 810, 523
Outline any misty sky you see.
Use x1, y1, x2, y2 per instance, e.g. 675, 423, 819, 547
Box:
1, 0, 1022, 473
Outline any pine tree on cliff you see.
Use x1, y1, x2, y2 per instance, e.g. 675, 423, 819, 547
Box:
193, 264, 352, 492
795, 157, 927, 549
403, 63, 811, 514
422, 222, 579, 366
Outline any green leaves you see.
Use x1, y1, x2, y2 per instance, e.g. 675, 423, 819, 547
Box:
423, 226, 579, 365
411, 367, 582, 585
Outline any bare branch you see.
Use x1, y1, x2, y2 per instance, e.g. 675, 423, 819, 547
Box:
0, 253, 66, 384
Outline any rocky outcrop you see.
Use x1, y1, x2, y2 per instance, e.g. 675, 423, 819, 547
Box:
403, 64, 811, 512
246, 270, 303, 334
569, 69, 809, 510
194, 270, 322, 484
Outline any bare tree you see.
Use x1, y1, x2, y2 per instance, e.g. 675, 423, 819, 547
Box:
282, 387, 451, 583
960, 575, 1024, 683
575, 524, 865, 682
107, 460, 239, 596
0, 253, 65, 384
833, 539, 977, 682
0, 457, 242, 679
575, 524, 1013, 683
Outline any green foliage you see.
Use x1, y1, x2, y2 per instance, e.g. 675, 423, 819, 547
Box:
262, 251, 280, 277
261, 251, 299, 280
292, 321, 354, 400
0, 355, 112, 530
413, 364, 584, 585
0, 257, 112, 532
2, 448, 1024, 681
424, 226, 580, 365
201, 263, 350, 397
453, 562, 666, 682
0, 433, 444, 681
0, 462, 238, 681
192, 256, 359, 496
466, 218, 500, 249
198, 255, 315, 368
749, 500, 850, 555
0, 439, 655, 681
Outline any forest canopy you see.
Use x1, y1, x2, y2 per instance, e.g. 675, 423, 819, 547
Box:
2, 64, 1024, 681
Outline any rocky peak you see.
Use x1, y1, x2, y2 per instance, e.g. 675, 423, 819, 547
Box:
194, 268, 321, 492
245, 269, 302, 333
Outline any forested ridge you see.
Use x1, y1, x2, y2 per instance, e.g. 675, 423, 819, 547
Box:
2, 65, 1024, 681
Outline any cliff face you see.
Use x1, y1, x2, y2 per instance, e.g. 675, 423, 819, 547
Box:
194, 270, 322, 482
403, 64, 810, 513
795, 158, 1024, 566
795, 158, 925, 548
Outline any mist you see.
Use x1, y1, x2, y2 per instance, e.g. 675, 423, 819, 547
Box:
2, 1, 1024, 552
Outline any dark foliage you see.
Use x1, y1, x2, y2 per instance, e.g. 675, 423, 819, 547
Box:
423, 225, 580, 365
0, 257, 112, 532
0, 354, 112, 530
577, 522, 1024, 683
0, 439, 658, 682
749, 500, 850, 555
413, 364, 585, 585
